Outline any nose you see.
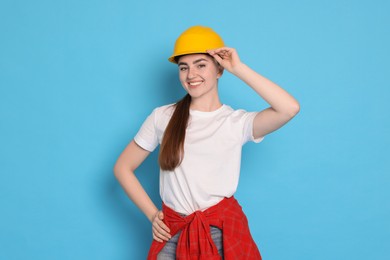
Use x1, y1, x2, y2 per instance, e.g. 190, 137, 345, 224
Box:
187, 67, 196, 80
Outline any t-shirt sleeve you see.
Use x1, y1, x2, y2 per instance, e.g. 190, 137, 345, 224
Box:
242, 111, 265, 145
134, 108, 159, 152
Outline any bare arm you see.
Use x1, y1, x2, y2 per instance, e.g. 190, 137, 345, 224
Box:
208, 48, 300, 139
113, 140, 171, 242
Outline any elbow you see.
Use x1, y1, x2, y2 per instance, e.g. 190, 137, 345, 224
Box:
113, 161, 135, 179
285, 101, 300, 119
291, 101, 301, 116
113, 162, 123, 179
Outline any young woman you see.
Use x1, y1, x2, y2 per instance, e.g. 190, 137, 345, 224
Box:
114, 26, 300, 259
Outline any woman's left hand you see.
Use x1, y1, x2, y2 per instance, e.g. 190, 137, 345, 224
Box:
207, 47, 242, 74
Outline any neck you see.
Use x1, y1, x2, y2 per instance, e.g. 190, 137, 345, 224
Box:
190, 95, 222, 112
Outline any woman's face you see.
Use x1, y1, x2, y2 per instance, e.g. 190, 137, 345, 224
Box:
177, 54, 222, 99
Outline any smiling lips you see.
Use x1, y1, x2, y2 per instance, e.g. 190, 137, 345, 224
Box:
188, 81, 203, 88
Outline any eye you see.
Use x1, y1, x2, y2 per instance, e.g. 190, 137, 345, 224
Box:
179, 66, 188, 71
197, 64, 206, 69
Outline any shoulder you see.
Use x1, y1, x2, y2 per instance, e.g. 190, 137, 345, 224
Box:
148, 103, 176, 127
219, 105, 259, 132
151, 103, 176, 117
222, 105, 254, 119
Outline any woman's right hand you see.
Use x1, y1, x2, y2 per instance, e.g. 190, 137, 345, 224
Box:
152, 210, 171, 242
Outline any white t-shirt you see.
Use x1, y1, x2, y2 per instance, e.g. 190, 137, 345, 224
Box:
134, 104, 264, 215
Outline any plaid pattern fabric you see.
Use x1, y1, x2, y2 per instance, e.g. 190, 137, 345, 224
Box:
147, 196, 262, 259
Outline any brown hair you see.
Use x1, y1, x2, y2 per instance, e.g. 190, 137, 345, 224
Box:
159, 54, 222, 171
158, 94, 191, 171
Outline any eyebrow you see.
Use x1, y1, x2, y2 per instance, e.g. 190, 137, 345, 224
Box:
178, 58, 209, 66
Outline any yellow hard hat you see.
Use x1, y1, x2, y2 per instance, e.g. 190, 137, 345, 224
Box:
168, 25, 225, 63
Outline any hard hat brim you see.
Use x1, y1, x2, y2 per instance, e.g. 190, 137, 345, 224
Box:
168, 50, 210, 63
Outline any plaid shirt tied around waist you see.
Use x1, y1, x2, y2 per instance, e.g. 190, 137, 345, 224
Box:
147, 196, 262, 260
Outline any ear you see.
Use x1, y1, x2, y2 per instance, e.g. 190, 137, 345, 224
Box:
217, 66, 224, 79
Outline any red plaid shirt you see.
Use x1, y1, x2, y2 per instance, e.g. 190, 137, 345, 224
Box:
147, 196, 262, 259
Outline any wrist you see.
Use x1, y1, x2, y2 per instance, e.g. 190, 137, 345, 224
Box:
148, 209, 159, 222
231, 62, 248, 76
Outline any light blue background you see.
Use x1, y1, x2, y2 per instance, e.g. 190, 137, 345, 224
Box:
1, 0, 389, 259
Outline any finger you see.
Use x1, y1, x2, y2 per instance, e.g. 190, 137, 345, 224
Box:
155, 212, 171, 233
208, 51, 224, 64
211, 49, 233, 60
153, 223, 171, 239
208, 47, 232, 54
152, 233, 163, 243
153, 220, 171, 238
153, 228, 169, 241
159, 221, 171, 233
207, 49, 224, 59
153, 226, 171, 241
158, 211, 164, 220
